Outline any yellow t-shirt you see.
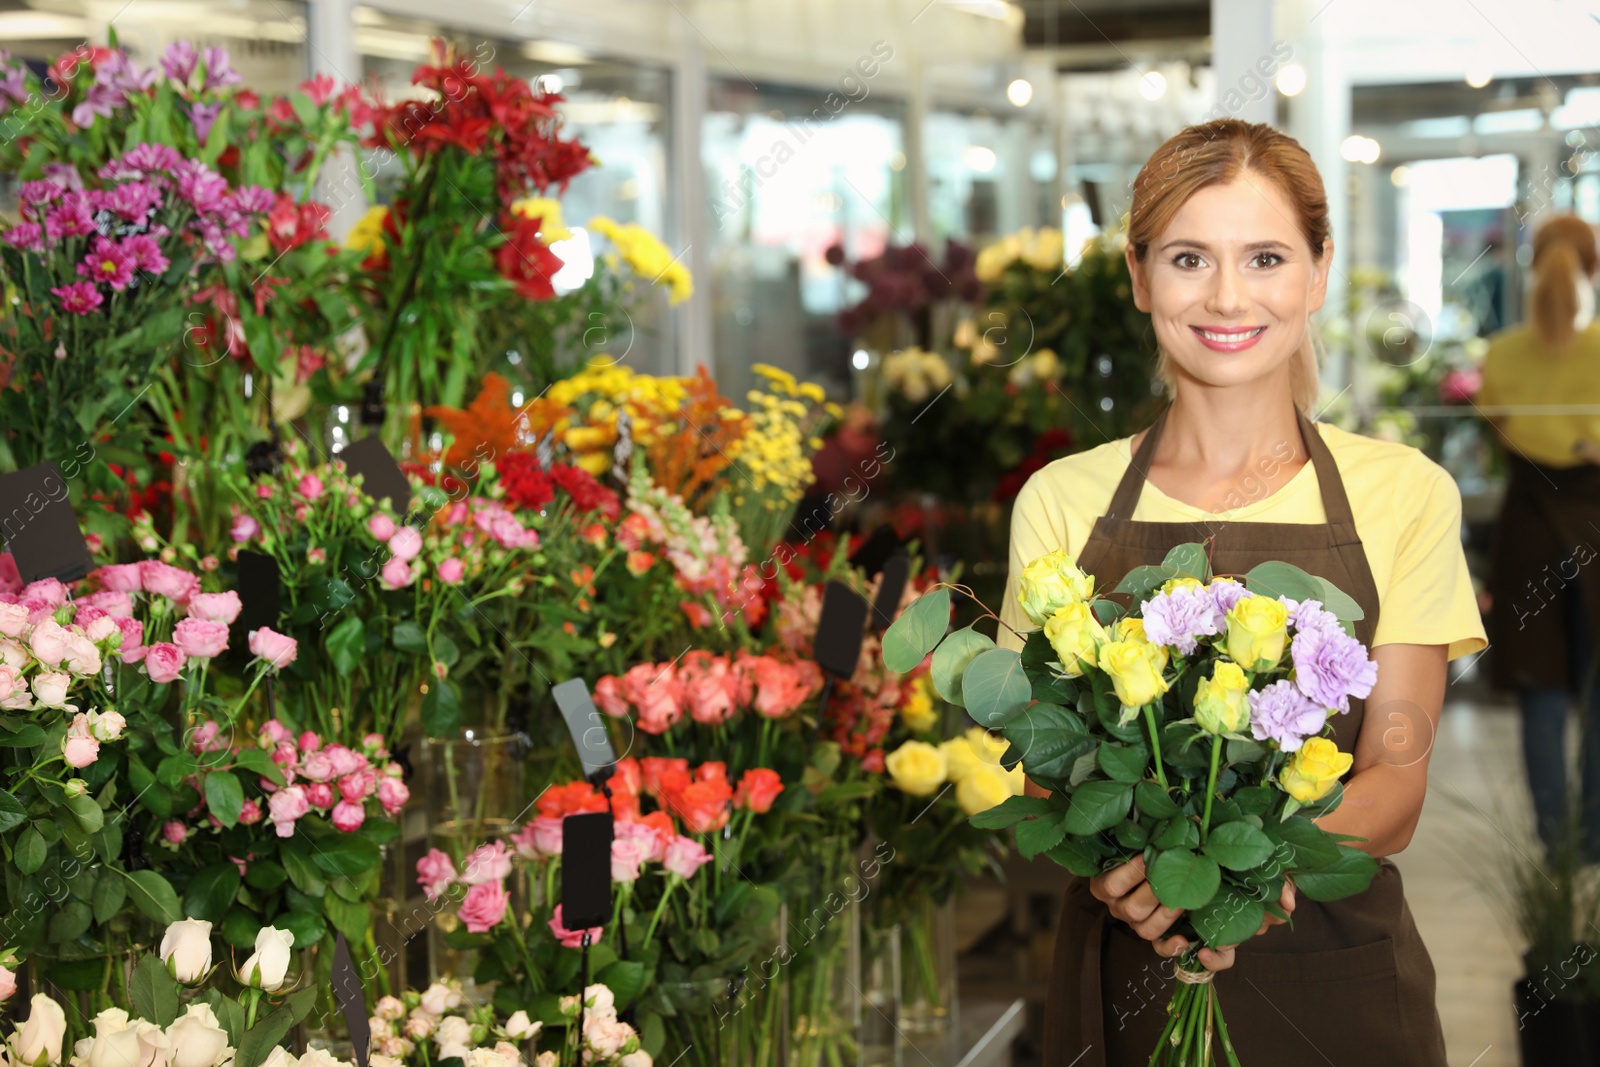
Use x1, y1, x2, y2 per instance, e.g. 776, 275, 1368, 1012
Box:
1478, 323, 1600, 468
998, 421, 1488, 661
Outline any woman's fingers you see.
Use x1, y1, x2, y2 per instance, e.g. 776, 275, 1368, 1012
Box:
1197, 944, 1236, 972
1127, 899, 1184, 941
1089, 856, 1146, 905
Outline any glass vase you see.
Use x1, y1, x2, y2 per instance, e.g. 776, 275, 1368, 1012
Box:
897, 896, 957, 1036
655, 975, 775, 1067
858, 921, 901, 1067
780, 835, 863, 1067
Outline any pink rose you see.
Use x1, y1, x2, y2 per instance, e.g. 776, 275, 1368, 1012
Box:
83, 615, 119, 643
387, 526, 423, 562
95, 562, 144, 592
21, 578, 67, 609
298, 473, 325, 500
0, 666, 21, 706
620, 662, 684, 735
189, 720, 221, 753
663, 836, 714, 880
615, 819, 666, 864
593, 676, 630, 718
377, 776, 409, 814
610, 833, 651, 883
0, 603, 28, 638
338, 768, 376, 803
173, 618, 229, 659
139, 560, 200, 603
325, 745, 365, 777
298, 730, 321, 752
79, 590, 134, 618
187, 591, 242, 624
60, 633, 100, 675
437, 558, 465, 584
114, 617, 145, 662
458, 881, 509, 933
231, 514, 259, 543
268, 785, 310, 837
512, 816, 564, 858
380, 556, 413, 589
684, 655, 739, 726
62, 713, 99, 768
259, 720, 291, 746
548, 904, 603, 949
300, 750, 333, 781
270, 740, 298, 773
144, 642, 187, 684
460, 841, 512, 885
162, 820, 188, 845
367, 513, 397, 542
28, 619, 70, 666
248, 627, 298, 670
305, 782, 334, 809
0, 965, 15, 1002
238, 800, 263, 825
751, 656, 821, 719
31, 671, 71, 709
416, 848, 457, 901
331, 801, 365, 832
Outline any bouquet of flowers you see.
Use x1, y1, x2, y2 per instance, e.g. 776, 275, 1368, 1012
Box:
882, 542, 1381, 1066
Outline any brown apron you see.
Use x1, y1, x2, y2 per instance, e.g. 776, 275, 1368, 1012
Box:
1486, 452, 1600, 691
1042, 405, 1448, 1067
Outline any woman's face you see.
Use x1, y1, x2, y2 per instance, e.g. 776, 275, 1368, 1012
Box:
1126, 172, 1332, 394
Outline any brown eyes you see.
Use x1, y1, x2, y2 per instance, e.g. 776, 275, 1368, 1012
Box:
1169, 251, 1284, 270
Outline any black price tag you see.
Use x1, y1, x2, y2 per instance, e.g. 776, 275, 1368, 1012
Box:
870, 551, 910, 634
552, 678, 619, 782
0, 463, 93, 584
235, 550, 281, 638
561, 811, 614, 930
330, 932, 371, 1067
341, 437, 412, 514
848, 523, 901, 577
814, 578, 869, 679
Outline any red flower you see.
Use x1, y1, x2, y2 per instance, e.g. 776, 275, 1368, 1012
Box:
639, 757, 689, 798
661, 776, 733, 835
266, 194, 332, 255
495, 215, 563, 300
734, 768, 784, 813
607, 757, 642, 797
497, 453, 555, 511
299, 72, 339, 106
550, 463, 621, 519
535, 781, 609, 819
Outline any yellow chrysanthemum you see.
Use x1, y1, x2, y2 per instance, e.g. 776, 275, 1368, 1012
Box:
510, 197, 573, 242
588, 214, 693, 305
346, 205, 389, 255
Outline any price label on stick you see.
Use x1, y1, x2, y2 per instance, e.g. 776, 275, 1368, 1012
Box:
0, 463, 94, 584
848, 523, 901, 578
341, 437, 412, 514
330, 932, 371, 1067
561, 811, 614, 931
234, 550, 281, 640
814, 579, 869, 679
869, 551, 910, 634
552, 678, 619, 782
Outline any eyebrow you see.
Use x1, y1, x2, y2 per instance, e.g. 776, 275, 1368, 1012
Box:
1158, 239, 1292, 254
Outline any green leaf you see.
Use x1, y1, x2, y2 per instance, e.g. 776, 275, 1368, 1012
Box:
1153, 816, 1200, 851
204, 771, 245, 828
1135, 780, 1182, 819
1113, 820, 1149, 850
15, 826, 46, 875
1293, 846, 1379, 901
963, 648, 1032, 728
1242, 561, 1319, 604
0, 725, 47, 747
1265, 816, 1342, 868
1091, 599, 1125, 626
930, 627, 994, 706
63, 793, 104, 833
433, 633, 460, 669
123, 870, 183, 924
1113, 564, 1184, 601
0, 790, 27, 833
231, 749, 285, 787
595, 959, 648, 1008
325, 615, 366, 677
392, 621, 428, 654
1233, 786, 1275, 816
882, 588, 951, 673
1015, 814, 1069, 859
308, 833, 381, 876
323, 894, 370, 940
1045, 836, 1105, 876
1000, 702, 1093, 780
1192, 885, 1267, 947
1202, 821, 1276, 871
92, 873, 127, 924
421, 680, 461, 737
1096, 742, 1149, 783
1314, 576, 1365, 622
967, 794, 1056, 829
48, 901, 93, 942
280, 843, 326, 896
184, 863, 242, 923
276, 909, 327, 949
1146, 848, 1221, 910
1060, 781, 1132, 835
236, 987, 316, 1067
131, 954, 180, 1026
244, 860, 288, 891
1160, 544, 1210, 581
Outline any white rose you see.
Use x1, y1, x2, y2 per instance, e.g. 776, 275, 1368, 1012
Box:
583, 985, 616, 1022
491, 1043, 519, 1063
368, 1058, 402, 1067
88, 710, 126, 742
534, 1055, 556, 1067
85, 1029, 141, 1067
91, 1010, 129, 1037
466, 1050, 513, 1067
257, 1047, 298, 1067
159, 919, 213, 984
418, 985, 453, 1018
620, 1052, 653, 1067
62, 635, 100, 676
433, 1017, 472, 1060
13, 994, 67, 1066
30, 672, 71, 710
503, 1013, 540, 1041
237, 926, 294, 991
133, 1022, 172, 1067
165, 1005, 232, 1067
297, 1049, 353, 1067
373, 997, 405, 1023
402, 1015, 434, 1041
71, 1036, 92, 1065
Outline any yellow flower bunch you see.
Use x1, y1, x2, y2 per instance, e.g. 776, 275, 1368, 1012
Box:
546, 360, 697, 474
881, 347, 953, 404
511, 197, 574, 242
725, 363, 836, 510
885, 728, 1025, 815
345, 205, 389, 256
974, 226, 1066, 281
589, 215, 693, 305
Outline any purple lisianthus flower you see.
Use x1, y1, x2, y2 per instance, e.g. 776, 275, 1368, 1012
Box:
1281, 596, 1341, 637
1248, 679, 1328, 752
44, 192, 98, 241
1290, 625, 1377, 713
96, 50, 156, 94
121, 234, 169, 275
161, 41, 199, 84
202, 47, 242, 90
0, 62, 27, 108
52, 280, 104, 316
72, 83, 126, 128
76, 235, 136, 290
173, 159, 228, 213
1208, 578, 1250, 615
1142, 584, 1224, 655
3, 223, 45, 252
188, 101, 223, 142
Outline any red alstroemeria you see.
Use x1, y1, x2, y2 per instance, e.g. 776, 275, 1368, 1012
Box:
494, 214, 563, 301
299, 72, 339, 107
252, 274, 289, 317
266, 194, 332, 255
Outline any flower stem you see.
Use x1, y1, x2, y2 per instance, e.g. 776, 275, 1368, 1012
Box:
1142, 704, 1169, 789
1200, 736, 1223, 844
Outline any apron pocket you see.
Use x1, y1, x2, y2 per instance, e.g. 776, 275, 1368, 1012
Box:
1221, 937, 1407, 1060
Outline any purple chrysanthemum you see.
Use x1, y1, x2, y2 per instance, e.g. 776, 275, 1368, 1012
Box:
1142, 584, 1224, 655
18, 180, 61, 211
121, 234, 169, 275
76, 235, 136, 290
119, 143, 183, 177
1208, 579, 1251, 615
173, 160, 229, 213
1248, 679, 1328, 751
99, 181, 163, 225
4, 223, 45, 252
1290, 625, 1377, 713
44, 192, 97, 241
52, 281, 104, 316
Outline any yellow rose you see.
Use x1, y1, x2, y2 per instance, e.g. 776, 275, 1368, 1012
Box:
1003, 762, 1027, 796
1193, 661, 1251, 735
1113, 617, 1169, 672
1160, 576, 1204, 595
1279, 737, 1353, 803
965, 726, 1011, 767
1018, 549, 1096, 626
975, 238, 1018, 282
941, 736, 979, 782
1100, 640, 1170, 709
1023, 227, 1066, 272
885, 741, 947, 797
956, 764, 1013, 815
1226, 595, 1289, 669
1044, 602, 1106, 676
900, 676, 939, 733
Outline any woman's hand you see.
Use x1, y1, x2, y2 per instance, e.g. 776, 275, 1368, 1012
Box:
1091, 860, 1298, 973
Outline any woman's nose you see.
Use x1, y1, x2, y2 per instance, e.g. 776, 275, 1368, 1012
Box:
1206, 264, 1250, 316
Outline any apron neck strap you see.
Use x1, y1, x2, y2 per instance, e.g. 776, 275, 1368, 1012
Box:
1106, 404, 1356, 525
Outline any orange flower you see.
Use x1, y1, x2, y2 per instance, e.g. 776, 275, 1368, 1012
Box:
734, 768, 784, 813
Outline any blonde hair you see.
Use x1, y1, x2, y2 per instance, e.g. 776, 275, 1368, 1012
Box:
1529, 214, 1598, 350
1127, 118, 1329, 416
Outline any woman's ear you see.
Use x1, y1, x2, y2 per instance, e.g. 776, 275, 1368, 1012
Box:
1307, 238, 1334, 314
1125, 244, 1151, 313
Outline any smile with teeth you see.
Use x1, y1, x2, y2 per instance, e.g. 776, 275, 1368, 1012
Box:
1194, 326, 1265, 342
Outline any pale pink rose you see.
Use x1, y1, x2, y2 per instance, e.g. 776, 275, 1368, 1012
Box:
173, 618, 229, 659
0, 603, 28, 638
510, 821, 541, 860
548, 905, 603, 949
593, 675, 630, 718
62, 713, 99, 768
584, 1018, 631, 1059
403, 1015, 434, 1041
21, 578, 67, 609
28, 619, 71, 666
460, 841, 512, 885
87, 709, 125, 741
530, 816, 564, 857
437, 557, 465, 584
95, 563, 144, 592
300, 750, 334, 781
616, 818, 667, 864
189, 720, 222, 753
457, 881, 509, 933
60, 633, 101, 675
79, 590, 134, 618
259, 720, 291, 746
325, 745, 364, 777
230, 514, 259, 543
367, 513, 397, 542
387, 527, 423, 562
377, 777, 409, 814
114, 617, 145, 662
0, 638, 24, 669
238, 800, 263, 825
684, 655, 739, 726
380, 556, 413, 589
162, 820, 188, 845
0, 666, 21, 705
248, 627, 298, 669
663, 836, 713, 880
83, 615, 119, 643
297, 473, 325, 500
331, 801, 365, 832
139, 560, 200, 603
304, 782, 335, 809
186, 591, 242, 624
144, 642, 187, 684
416, 848, 457, 901
610, 834, 651, 883
268, 785, 310, 837
338, 769, 377, 803
31, 671, 71, 708
0, 965, 15, 1002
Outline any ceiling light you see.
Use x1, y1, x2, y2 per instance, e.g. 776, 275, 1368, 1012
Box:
1138, 70, 1167, 101
1007, 78, 1033, 107
1275, 63, 1307, 97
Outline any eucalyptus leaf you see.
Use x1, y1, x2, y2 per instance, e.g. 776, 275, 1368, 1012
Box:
930, 627, 994, 706
882, 588, 951, 673
963, 648, 1033, 728
1160, 544, 1211, 581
